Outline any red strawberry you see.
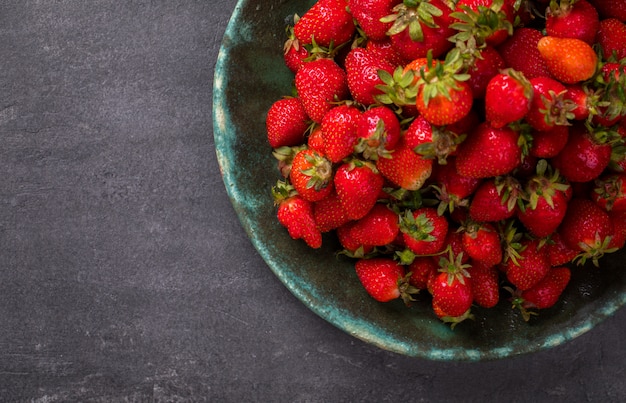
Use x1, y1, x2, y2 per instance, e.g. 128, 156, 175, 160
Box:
558, 198, 617, 266
451, 0, 515, 46
294, 0, 356, 48
312, 191, 350, 232
545, 0, 599, 45
348, 203, 400, 247
283, 25, 309, 74
537, 36, 598, 84
266, 97, 310, 148
497, 27, 552, 80
608, 210, 626, 249
462, 221, 503, 267
321, 104, 362, 163
469, 176, 522, 222
589, 0, 626, 21
349, 0, 402, 41
408, 256, 439, 290
456, 122, 522, 178
596, 18, 626, 61
546, 232, 579, 266
429, 158, 482, 215
484, 69, 533, 128
430, 250, 474, 321
529, 125, 570, 158
273, 180, 323, 249
365, 38, 408, 66
290, 148, 334, 202
376, 136, 433, 191
468, 261, 500, 308
591, 172, 626, 212
400, 207, 449, 256
415, 53, 474, 126
295, 58, 349, 123
525, 76, 573, 132
565, 84, 596, 121
334, 160, 384, 220
405, 115, 465, 164
344, 47, 396, 106
503, 238, 551, 291
466, 45, 506, 99
336, 221, 375, 256
307, 125, 325, 154
551, 123, 613, 183
385, 0, 455, 61
510, 266, 571, 321
355, 258, 417, 303
517, 159, 571, 238
354, 106, 401, 160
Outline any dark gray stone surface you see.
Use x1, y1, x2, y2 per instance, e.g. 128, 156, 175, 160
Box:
0, 1, 624, 401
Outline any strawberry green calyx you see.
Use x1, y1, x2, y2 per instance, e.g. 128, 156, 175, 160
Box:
301, 151, 333, 191
272, 179, 298, 205
547, 0, 579, 17
417, 49, 470, 107
437, 248, 471, 286
493, 175, 525, 213
397, 272, 421, 306
524, 159, 570, 210
376, 66, 419, 112
538, 89, 577, 127
400, 209, 436, 242
273, 144, 308, 178
354, 118, 394, 161
506, 287, 538, 322
449, 0, 514, 46
413, 125, 466, 164
500, 220, 524, 266
573, 233, 618, 267
439, 308, 475, 329
382, 0, 445, 42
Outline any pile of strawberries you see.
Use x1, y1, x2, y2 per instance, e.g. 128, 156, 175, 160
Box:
266, 0, 626, 325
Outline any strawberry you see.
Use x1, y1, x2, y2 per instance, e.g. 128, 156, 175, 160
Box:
537, 36, 598, 84
355, 106, 401, 160
344, 47, 396, 106
376, 136, 433, 191
321, 104, 362, 163
455, 122, 522, 178
415, 51, 474, 126
545, 0, 599, 45
385, 0, 455, 61
550, 123, 613, 183
589, 0, 626, 21
295, 58, 349, 123
546, 232, 579, 266
283, 26, 309, 74
497, 27, 552, 80
430, 250, 474, 321
429, 158, 482, 215
334, 159, 384, 220
312, 191, 350, 232
525, 76, 573, 132
510, 266, 571, 321
365, 38, 408, 66
484, 69, 533, 128
503, 238, 551, 291
450, 0, 516, 47
293, 0, 356, 48
307, 125, 325, 154
273, 180, 323, 249
517, 159, 571, 238
290, 148, 334, 202
466, 45, 506, 99
408, 256, 439, 290
529, 125, 570, 158
405, 115, 465, 164
565, 84, 597, 121
266, 97, 310, 148
400, 207, 449, 256
336, 221, 375, 256
595, 18, 626, 61
558, 197, 617, 266
462, 221, 503, 267
591, 172, 626, 212
468, 261, 500, 308
349, 0, 402, 41
347, 203, 400, 247
468, 176, 522, 222
355, 258, 417, 303
608, 210, 626, 249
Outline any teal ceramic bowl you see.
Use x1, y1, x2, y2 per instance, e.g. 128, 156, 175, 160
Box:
213, 0, 626, 361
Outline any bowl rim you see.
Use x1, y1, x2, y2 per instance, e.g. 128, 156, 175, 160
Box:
212, 0, 626, 361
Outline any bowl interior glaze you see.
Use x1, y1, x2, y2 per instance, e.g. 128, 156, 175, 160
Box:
212, 0, 626, 361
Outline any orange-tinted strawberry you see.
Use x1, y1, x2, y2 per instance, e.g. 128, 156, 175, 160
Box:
355, 258, 417, 303
295, 58, 349, 123
294, 0, 356, 48
537, 36, 598, 84
545, 0, 599, 45
266, 97, 310, 148
455, 122, 522, 178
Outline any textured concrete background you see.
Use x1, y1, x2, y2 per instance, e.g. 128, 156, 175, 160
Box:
0, 1, 624, 401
